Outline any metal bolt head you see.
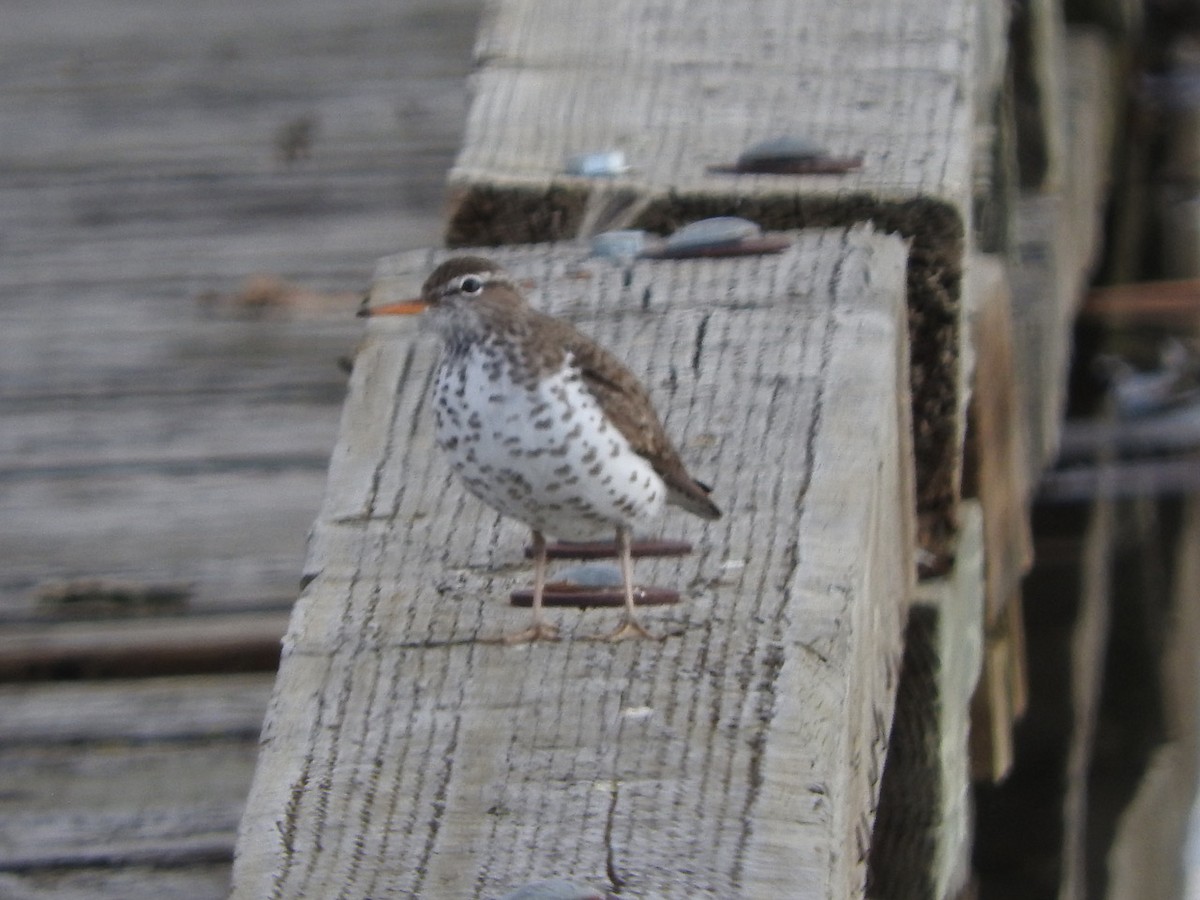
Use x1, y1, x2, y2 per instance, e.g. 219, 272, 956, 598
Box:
564, 150, 630, 177
737, 135, 828, 167
664, 216, 761, 252
591, 230, 647, 260
559, 563, 624, 587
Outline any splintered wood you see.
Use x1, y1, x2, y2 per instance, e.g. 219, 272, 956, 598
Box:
230, 231, 915, 899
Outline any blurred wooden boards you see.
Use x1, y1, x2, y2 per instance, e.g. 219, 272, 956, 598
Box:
0, 1, 479, 897
0, 674, 274, 900
231, 231, 916, 898
1083, 277, 1200, 327
0, 613, 289, 681
0, 0, 479, 625
963, 27, 1117, 786
1008, 30, 1118, 479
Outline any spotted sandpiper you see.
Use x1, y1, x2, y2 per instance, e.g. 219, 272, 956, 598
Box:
360, 256, 720, 642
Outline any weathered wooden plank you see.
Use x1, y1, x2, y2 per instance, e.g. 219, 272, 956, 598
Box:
1008, 28, 1117, 477
446, 0, 994, 555
458, 0, 975, 194
1, 806, 238, 873
964, 255, 1033, 622
0, 186, 445, 291
969, 590, 1030, 783
0, 866, 234, 900
0, 673, 274, 743
0, 613, 288, 680
0, 675, 273, 897
0, 468, 328, 621
0, 0, 476, 168
0, 304, 360, 397
1009, 0, 1069, 189
0, 0, 480, 626
0, 0, 479, 294
232, 230, 915, 898
0, 2, 476, 899
971, 0, 1017, 258
0, 745, 250, 873
0, 308, 352, 620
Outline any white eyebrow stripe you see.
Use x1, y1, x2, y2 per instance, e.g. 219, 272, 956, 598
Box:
443, 272, 514, 296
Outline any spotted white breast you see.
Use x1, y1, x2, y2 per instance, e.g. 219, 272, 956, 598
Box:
432, 342, 667, 541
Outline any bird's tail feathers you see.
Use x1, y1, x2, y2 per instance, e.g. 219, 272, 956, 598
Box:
667, 481, 722, 521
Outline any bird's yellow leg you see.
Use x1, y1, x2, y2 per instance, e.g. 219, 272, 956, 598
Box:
592, 527, 663, 642
494, 530, 561, 644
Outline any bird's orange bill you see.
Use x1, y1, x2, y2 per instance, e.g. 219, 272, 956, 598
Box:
358, 298, 427, 317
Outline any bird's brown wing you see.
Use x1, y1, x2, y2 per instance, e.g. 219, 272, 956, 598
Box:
545, 317, 721, 521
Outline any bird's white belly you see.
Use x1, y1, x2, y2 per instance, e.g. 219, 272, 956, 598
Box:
432, 351, 665, 541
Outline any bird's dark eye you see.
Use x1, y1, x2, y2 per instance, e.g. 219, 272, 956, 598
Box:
459, 275, 484, 295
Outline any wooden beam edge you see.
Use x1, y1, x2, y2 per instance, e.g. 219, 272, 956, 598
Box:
741, 230, 915, 897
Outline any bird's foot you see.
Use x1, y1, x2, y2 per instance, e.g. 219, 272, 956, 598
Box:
588, 617, 664, 642
485, 622, 561, 645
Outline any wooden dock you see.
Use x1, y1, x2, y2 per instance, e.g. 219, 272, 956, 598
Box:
0, 0, 478, 629
4, 0, 1149, 895
233, 233, 915, 898
0, 0, 477, 897
231, 0, 1118, 897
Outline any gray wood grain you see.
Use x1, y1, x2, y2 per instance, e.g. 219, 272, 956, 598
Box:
0, 759, 247, 900
0, 613, 290, 680
0, 673, 274, 743
0, 866, 234, 900
458, 0, 976, 199
0, 674, 275, 898
0, 0, 479, 621
0, 2, 478, 898
232, 230, 915, 898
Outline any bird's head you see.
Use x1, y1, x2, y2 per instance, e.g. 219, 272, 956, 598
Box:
359, 256, 526, 344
